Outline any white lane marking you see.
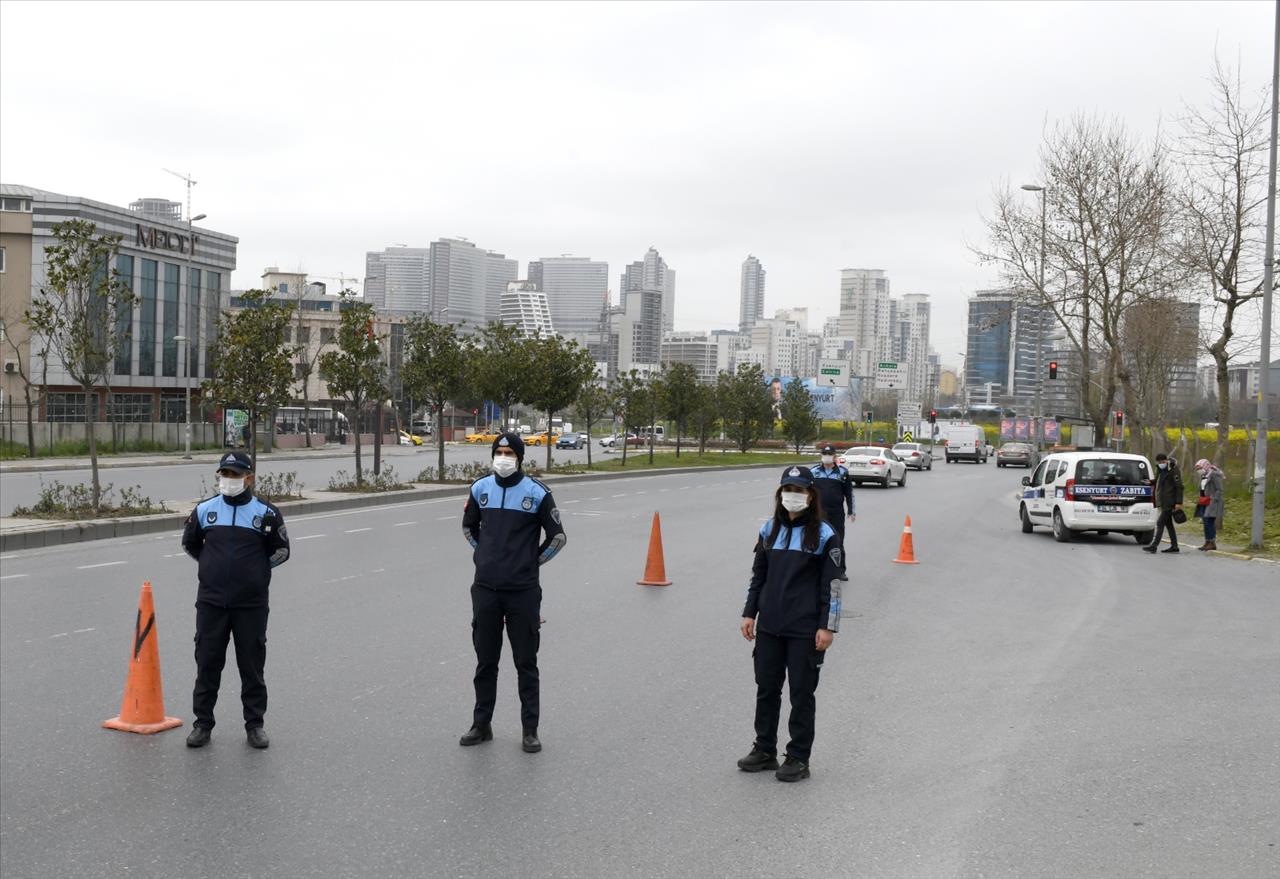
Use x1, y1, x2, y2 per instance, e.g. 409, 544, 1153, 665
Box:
77, 561, 126, 570
0, 573, 29, 581
635, 490, 647, 495
73, 627, 95, 634
588, 497, 602, 501
50, 632, 68, 639
294, 534, 325, 541
393, 521, 417, 527
611, 493, 627, 498
370, 568, 386, 574
344, 527, 373, 534
562, 499, 580, 504
659, 488, 671, 492
163, 552, 185, 558
437, 515, 458, 521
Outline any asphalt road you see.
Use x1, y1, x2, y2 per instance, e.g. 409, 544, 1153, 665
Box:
1, 461, 1276, 878
0, 442, 611, 515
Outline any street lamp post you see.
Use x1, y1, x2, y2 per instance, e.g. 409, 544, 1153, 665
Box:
1021, 184, 1047, 452
182, 212, 207, 459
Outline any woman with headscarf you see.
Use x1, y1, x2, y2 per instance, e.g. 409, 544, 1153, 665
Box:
1193, 458, 1226, 551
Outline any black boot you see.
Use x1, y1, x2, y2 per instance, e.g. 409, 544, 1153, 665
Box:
522, 729, 542, 753
1142, 544, 1157, 553
186, 726, 211, 748
459, 724, 493, 746
737, 748, 779, 772
246, 727, 270, 749
1161, 546, 1180, 553
775, 756, 810, 782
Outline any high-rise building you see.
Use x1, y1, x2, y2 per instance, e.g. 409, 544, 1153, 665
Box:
501, 281, 555, 338
660, 331, 730, 384
965, 288, 1053, 409
741, 316, 803, 377
739, 255, 766, 334
616, 289, 664, 374
527, 256, 609, 345
895, 293, 932, 403
837, 268, 891, 362
621, 247, 676, 332
427, 238, 517, 329
364, 247, 430, 313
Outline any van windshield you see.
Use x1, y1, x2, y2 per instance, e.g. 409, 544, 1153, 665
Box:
1074, 458, 1148, 485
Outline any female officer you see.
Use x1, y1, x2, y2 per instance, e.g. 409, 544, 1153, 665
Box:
738, 466, 844, 782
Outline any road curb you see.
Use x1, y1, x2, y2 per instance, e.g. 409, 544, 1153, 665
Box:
0, 461, 783, 552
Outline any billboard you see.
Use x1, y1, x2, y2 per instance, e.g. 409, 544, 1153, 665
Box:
769, 376, 863, 420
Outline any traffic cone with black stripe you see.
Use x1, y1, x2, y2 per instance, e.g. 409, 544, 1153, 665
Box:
103, 582, 183, 735
892, 516, 920, 565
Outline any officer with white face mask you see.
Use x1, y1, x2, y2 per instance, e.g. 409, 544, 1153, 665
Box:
811, 444, 854, 579
460, 432, 566, 753
181, 452, 290, 749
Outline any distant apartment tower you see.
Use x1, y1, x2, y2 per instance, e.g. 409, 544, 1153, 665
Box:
837, 268, 892, 363
501, 281, 555, 338
527, 255, 609, 345
891, 293, 931, 403
364, 246, 431, 313
965, 288, 1053, 408
428, 238, 517, 329
616, 288, 664, 373
621, 246, 676, 332
739, 255, 766, 334
660, 331, 730, 384
742, 316, 803, 377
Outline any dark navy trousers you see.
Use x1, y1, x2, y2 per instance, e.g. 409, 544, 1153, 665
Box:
471, 584, 541, 730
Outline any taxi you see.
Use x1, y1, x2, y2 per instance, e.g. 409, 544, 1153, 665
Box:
465, 431, 500, 444
1018, 450, 1156, 543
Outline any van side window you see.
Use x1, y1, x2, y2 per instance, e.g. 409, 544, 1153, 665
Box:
1030, 460, 1049, 487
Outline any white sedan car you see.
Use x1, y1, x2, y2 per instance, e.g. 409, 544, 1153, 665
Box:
838, 446, 909, 488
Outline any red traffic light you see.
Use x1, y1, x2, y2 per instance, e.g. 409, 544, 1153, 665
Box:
1115, 411, 1124, 425
1048, 360, 1059, 379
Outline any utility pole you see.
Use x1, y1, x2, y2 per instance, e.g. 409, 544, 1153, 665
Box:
164, 168, 202, 459
1251, 0, 1278, 550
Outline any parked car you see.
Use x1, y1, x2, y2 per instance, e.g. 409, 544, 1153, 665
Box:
837, 446, 908, 488
555, 432, 587, 450
1018, 451, 1155, 543
465, 431, 500, 444
997, 442, 1037, 468
892, 442, 933, 471
398, 430, 423, 446
599, 432, 643, 448
524, 431, 561, 446
410, 420, 433, 436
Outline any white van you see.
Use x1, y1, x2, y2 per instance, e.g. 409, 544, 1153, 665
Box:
1018, 450, 1156, 543
944, 424, 987, 464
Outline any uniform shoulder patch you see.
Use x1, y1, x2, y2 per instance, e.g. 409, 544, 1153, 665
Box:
206, 511, 218, 524
551, 508, 561, 525
252, 515, 264, 530
478, 492, 489, 507
521, 496, 534, 511
830, 546, 843, 568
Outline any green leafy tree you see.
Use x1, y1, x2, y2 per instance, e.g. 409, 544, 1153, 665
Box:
689, 381, 722, 455
203, 289, 297, 468
317, 296, 386, 486
658, 362, 699, 458
525, 334, 597, 470
722, 363, 774, 453
612, 370, 651, 467
572, 381, 614, 469
26, 220, 136, 510
471, 322, 532, 430
779, 378, 821, 453
290, 286, 338, 448
403, 315, 472, 481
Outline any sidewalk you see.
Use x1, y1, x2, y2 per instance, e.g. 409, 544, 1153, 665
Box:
0, 443, 443, 474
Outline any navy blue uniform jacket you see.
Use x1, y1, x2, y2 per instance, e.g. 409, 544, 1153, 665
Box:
182, 492, 290, 607
742, 513, 843, 638
810, 463, 855, 521
463, 472, 565, 590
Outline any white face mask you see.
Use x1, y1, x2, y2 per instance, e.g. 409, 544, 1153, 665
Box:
780, 492, 809, 513
821, 455, 835, 466
492, 456, 519, 477
217, 476, 247, 497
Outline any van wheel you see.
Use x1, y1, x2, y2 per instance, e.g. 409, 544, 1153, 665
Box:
1052, 509, 1073, 542
1020, 504, 1034, 533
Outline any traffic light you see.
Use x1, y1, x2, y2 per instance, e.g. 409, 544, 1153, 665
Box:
1115, 411, 1124, 426
929, 409, 937, 424
1048, 360, 1058, 380
864, 411, 873, 424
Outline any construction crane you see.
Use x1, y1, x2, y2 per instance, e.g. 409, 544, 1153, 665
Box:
306, 273, 363, 295
162, 168, 197, 221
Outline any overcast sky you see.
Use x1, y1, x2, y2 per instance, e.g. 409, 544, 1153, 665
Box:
1, 0, 1274, 368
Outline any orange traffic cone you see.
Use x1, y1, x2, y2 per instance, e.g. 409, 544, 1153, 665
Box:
891, 516, 920, 565
636, 512, 673, 586
103, 582, 183, 735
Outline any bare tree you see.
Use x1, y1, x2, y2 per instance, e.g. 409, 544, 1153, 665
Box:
1123, 297, 1201, 455
3, 312, 45, 457
1175, 57, 1271, 461
289, 284, 335, 448
978, 115, 1179, 440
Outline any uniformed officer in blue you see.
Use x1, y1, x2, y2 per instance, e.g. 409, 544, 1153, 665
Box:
181, 451, 290, 749
811, 443, 855, 547
738, 466, 843, 782
460, 432, 566, 753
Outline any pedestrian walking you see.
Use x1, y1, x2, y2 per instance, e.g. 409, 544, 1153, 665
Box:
1192, 458, 1225, 551
181, 451, 290, 749
738, 466, 843, 782
810, 445, 855, 580
460, 432, 566, 753
1143, 452, 1185, 554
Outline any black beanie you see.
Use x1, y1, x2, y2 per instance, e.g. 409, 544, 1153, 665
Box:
492, 431, 525, 464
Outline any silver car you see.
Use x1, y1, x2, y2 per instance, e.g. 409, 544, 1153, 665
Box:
892, 442, 933, 471
838, 446, 908, 488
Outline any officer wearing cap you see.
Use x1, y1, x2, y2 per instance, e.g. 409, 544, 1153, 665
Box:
460, 432, 566, 753
181, 451, 290, 750
811, 444, 854, 577
738, 466, 843, 782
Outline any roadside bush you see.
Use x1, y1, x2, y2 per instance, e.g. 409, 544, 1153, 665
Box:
414, 460, 493, 483
254, 471, 305, 502
327, 466, 411, 493
12, 480, 170, 520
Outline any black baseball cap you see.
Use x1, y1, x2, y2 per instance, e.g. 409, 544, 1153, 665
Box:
217, 451, 253, 473
780, 465, 814, 488
820, 444, 837, 456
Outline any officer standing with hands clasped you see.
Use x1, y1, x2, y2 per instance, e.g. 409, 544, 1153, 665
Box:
811, 444, 854, 579
739, 466, 843, 782
182, 451, 290, 749
460, 432, 566, 753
